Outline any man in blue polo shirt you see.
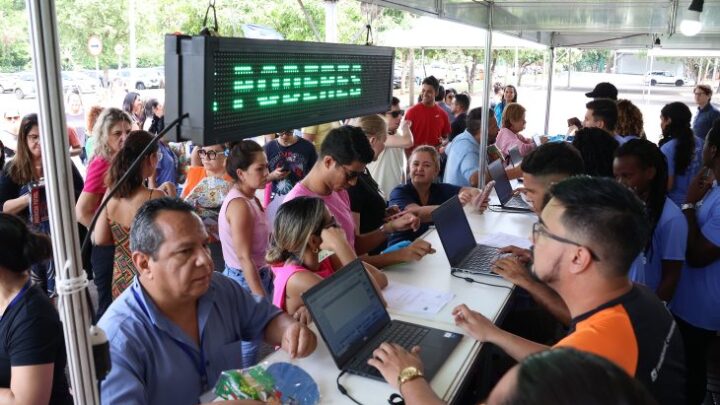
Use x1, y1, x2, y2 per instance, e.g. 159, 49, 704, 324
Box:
98, 198, 317, 404
693, 85, 720, 140
443, 107, 499, 187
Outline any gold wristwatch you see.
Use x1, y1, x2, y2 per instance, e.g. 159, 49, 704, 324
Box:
398, 366, 424, 387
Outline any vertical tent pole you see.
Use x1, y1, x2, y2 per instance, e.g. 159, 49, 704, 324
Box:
409, 48, 415, 107
25, 0, 99, 404
479, 3, 494, 190
544, 46, 556, 135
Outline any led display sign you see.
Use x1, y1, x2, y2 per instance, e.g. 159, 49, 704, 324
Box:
165, 35, 394, 145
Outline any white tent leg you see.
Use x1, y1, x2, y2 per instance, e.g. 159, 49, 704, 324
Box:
544, 46, 556, 135
25, 0, 99, 403
479, 3, 494, 189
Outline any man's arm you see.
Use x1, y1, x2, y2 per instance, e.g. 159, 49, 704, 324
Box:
493, 257, 571, 326
684, 172, 720, 267
263, 313, 317, 359
453, 304, 549, 361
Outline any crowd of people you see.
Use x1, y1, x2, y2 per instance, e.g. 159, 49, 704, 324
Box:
0, 76, 717, 405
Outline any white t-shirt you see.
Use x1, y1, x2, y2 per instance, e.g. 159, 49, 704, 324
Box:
368, 135, 406, 200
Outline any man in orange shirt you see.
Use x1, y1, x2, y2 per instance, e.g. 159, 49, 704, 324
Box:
369, 177, 685, 405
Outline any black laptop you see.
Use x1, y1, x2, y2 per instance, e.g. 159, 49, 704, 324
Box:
488, 159, 532, 211
432, 196, 503, 275
302, 260, 462, 381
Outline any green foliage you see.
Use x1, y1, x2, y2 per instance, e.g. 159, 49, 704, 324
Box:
0, 0, 406, 71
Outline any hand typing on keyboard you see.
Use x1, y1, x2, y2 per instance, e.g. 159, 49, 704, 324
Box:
367, 343, 424, 389
492, 255, 534, 289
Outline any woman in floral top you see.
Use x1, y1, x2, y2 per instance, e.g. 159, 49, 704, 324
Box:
182, 143, 232, 271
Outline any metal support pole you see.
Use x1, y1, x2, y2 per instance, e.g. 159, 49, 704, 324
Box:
478, 3, 493, 190
129, 0, 137, 68
25, 0, 99, 404
324, 0, 338, 43
544, 46, 556, 135
409, 48, 415, 106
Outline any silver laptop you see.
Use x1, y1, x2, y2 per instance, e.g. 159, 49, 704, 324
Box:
488, 159, 532, 211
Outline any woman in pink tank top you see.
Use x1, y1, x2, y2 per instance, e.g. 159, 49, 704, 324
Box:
266, 197, 388, 323
218, 140, 273, 367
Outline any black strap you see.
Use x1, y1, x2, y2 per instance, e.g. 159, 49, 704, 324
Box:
388, 393, 405, 404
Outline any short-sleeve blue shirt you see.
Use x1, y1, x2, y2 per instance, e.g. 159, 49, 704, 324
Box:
693, 103, 720, 140
98, 274, 281, 405
670, 184, 720, 331
443, 130, 479, 187
628, 198, 688, 294
660, 136, 704, 206
387, 182, 461, 246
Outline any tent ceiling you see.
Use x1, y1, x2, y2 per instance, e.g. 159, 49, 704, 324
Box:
363, 0, 720, 50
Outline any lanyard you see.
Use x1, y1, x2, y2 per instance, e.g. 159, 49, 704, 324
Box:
1, 281, 31, 321
131, 288, 209, 391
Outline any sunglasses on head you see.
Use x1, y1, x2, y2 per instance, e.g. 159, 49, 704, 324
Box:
386, 110, 405, 118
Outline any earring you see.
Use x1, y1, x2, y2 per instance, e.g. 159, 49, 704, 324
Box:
313, 248, 320, 254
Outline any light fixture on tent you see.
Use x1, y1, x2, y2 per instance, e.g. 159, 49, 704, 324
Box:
654, 36, 662, 48
680, 0, 704, 36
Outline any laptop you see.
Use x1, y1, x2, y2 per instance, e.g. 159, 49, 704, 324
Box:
302, 260, 462, 381
508, 146, 523, 167
431, 196, 503, 276
488, 159, 532, 211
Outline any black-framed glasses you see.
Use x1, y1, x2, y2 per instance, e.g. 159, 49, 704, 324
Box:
532, 222, 600, 261
386, 110, 405, 118
276, 130, 294, 137
197, 149, 225, 160
313, 216, 339, 235
337, 164, 363, 182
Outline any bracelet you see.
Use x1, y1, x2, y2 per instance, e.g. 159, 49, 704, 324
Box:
380, 223, 393, 235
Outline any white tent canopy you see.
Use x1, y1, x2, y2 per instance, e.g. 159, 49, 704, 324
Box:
378, 16, 546, 49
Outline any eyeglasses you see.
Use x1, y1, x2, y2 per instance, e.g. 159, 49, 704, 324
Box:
338, 164, 363, 182
532, 222, 600, 261
386, 110, 405, 118
198, 149, 226, 160
27, 134, 40, 143
313, 216, 339, 235
276, 130, 294, 137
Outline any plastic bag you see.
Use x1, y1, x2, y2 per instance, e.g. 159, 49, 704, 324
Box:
214, 362, 320, 405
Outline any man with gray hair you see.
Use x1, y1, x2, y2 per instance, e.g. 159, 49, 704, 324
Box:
98, 198, 317, 404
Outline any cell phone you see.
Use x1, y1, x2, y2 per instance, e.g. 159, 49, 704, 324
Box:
473, 180, 495, 208
480, 180, 495, 201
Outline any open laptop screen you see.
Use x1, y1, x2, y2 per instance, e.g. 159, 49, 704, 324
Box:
432, 196, 477, 267
303, 261, 389, 366
488, 159, 513, 204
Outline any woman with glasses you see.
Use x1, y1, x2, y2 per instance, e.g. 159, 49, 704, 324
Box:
0, 114, 84, 297
93, 131, 165, 299
263, 129, 317, 223
368, 97, 413, 199
181, 143, 232, 272
266, 196, 387, 322
218, 140, 272, 367
387, 145, 479, 247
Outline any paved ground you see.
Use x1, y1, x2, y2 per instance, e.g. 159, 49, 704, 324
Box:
2, 72, 701, 147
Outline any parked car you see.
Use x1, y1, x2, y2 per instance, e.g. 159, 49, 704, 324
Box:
12, 72, 37, 99
0, 73, 16, 94
114, 68, 163, 90
644, 71, 687, 87
61, 71, 97, 94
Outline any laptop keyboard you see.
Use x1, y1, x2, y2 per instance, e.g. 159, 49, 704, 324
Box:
458, 245, 500, 273
347, 322, 429, 377
505, 195, 530, 210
